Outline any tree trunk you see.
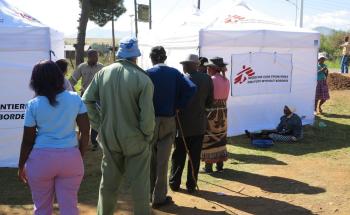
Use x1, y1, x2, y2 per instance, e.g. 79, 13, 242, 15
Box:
112, 16, 116, 62
75, 0, 91, 67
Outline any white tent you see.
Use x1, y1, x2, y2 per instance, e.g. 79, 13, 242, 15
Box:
139, 1, 320, 137
0, 0, 64, 167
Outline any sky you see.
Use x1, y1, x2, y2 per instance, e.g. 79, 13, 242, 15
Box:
9, 0, 350, 37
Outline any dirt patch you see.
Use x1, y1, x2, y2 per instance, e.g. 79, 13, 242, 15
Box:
327, 73, 350, 90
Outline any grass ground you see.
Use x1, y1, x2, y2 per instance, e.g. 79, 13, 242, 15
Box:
1, 90, 349, 215
327, 58, 341, 69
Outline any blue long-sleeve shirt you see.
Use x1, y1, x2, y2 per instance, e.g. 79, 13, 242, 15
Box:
147, 64, 197, 117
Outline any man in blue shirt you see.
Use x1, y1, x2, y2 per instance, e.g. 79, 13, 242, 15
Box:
147, 46, 196, 208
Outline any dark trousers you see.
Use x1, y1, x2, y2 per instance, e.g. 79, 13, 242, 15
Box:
81, 91, 98, 147
91, 128, 98, 146
169, 135, 203, 190
341, 55, 349, 74
205, 162, 223, 171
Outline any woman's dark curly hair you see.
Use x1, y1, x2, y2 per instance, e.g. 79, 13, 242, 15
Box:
55, 59, 68, 75
30, 60, 64, 106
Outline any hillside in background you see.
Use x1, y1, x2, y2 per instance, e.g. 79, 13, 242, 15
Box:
314, 26, 337, 35
64, 38, 115, 45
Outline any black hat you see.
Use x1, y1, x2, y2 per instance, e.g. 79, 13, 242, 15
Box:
150, 46, 166, 58
204, 57, 228, 67
199, 57, 208, 66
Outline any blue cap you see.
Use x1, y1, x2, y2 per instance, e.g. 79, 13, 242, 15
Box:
116, 37, 141, 59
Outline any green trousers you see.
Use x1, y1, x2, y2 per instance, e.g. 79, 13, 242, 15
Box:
97, 145, 151, 215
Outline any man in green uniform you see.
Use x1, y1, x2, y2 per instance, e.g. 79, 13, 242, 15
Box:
82, 37, 155, 215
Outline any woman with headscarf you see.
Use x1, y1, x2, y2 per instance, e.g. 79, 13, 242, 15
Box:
245, 105, 303, 142
315, 53, 330, 114
201, 57, 230, 173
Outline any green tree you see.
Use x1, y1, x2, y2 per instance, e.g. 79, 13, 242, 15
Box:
89, 0, 126, 27
320, 31, 348, 59
75, 0, 126, 67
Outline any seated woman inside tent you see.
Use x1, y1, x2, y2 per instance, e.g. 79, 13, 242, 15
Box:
245, 105, 303, 143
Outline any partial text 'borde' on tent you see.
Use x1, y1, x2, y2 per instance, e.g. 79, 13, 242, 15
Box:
0, 0, 64, 167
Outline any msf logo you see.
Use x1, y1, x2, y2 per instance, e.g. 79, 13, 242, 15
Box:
234, 65, 255, 84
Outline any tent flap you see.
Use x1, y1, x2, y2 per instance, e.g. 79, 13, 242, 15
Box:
0, 0, 64, 167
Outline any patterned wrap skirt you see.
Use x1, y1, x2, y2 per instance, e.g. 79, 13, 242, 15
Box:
315, 79, 330, 101
201, 99, 228, 164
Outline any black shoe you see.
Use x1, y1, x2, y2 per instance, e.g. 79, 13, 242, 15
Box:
152, 196, 174, 209
216, 167, 224, 172
199, 167, 213, 174
216, 162, 224, 172
169, 184, 179, 192
187, 187, 196, 194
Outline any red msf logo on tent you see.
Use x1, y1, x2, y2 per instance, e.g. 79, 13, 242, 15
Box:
13, 10, 40, 23
234, 65, 255, 84
224, 15, 245, 24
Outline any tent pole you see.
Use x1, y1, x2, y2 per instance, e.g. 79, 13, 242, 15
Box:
134, 0, 138, 38
149, 0, 152, 29
295, 0, 298, 27
112, 15, 116, 62
299, 0, 304, 27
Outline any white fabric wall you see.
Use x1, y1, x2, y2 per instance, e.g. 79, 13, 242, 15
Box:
0, 51, 48, 167
50, 29, 64, 60
0, 27, 50, 51
200, 45, 318, 136
139, 26, 199, 71
139, 46, 198, 71
0, 27, 64, 167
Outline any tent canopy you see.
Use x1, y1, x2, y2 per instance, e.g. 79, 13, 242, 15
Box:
139, 1, 319, 69
0, 0, 64, 167
0, 0, 44, 27
139, 0, 320, 137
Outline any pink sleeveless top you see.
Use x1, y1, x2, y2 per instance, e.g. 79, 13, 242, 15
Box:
212, 73, 230, 100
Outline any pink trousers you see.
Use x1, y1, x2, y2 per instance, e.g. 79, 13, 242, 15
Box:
25, 147, 84, 215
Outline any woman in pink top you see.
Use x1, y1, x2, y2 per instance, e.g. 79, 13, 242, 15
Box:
201, 57, 230, 173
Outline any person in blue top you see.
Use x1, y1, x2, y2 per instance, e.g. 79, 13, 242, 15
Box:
18, 61, 90, 215
147, 46, 197, 208
315, 53, 330, 114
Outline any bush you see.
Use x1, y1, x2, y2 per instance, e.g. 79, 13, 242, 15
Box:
90, 43, 112, 55
320, 31, 349, 60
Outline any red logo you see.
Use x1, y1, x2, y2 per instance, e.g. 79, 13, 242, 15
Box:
234, 65, 255, 84
13, 10, 41, 23
224, 15, 245, 24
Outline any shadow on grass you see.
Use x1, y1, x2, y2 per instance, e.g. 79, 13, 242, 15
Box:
0, 168, 32, 205
321, 113, 350, 119
209, 169, 325, 195
228, 153, 287, 165
163, 187, 315, 215
193, 190, 314, 215
155, 203, 228, 215
231, 116, 350, 156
